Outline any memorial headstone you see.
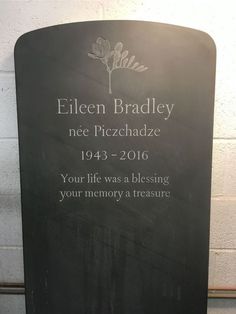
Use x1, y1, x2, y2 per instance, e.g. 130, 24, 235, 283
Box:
15, 21, 216, 314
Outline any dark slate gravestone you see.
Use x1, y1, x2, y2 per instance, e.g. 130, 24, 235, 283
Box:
14, 21, 216, 314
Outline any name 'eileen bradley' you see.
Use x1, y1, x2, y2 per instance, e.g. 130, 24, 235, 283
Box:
57, 98, 175, 121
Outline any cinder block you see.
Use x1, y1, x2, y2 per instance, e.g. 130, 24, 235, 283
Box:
0, 247, 24, 283
102, 0, 143, 20
208, 299, 236, 314
208, 249, 236, 288
0, 139, 20, 194
210, 199, 236, 249
0, 295, 25, 314
208, 249, 216, 288
0, 195, 22, 247
211, 140, 236, 197
214, 89, 236, 139
102, 0, 221, 32
0, 1, 103, 71
0, 73, 18, 138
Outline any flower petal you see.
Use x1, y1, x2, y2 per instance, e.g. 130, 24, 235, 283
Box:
114, 42, 123, 53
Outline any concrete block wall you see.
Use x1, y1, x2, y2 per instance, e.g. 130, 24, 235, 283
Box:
0, 0, 235, 313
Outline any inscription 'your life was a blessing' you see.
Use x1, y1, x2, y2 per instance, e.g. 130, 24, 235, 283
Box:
57, 98, 175, 121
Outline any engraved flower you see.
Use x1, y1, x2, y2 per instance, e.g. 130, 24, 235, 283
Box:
88, 37, 111, 60
88, 37, 148, 94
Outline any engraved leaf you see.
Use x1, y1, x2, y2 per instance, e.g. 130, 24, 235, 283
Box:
135, 65, 144, 71
135, 65, 148, 72
132, 62, 139, 70
121, 50, 128, 60
127, 55, 135, 68
113, 51, 121, 69
88, 53, 98, 59
118, 50, 129, 67
122, 57, 129, 67
103, 39, 111, 59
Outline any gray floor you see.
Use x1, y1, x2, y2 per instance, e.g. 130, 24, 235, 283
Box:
1, 295, 236, 314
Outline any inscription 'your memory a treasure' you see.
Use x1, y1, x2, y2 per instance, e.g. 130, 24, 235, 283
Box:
56, 97, 176, 137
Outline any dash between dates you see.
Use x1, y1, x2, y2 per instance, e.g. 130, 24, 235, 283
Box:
81, 150, 149, 161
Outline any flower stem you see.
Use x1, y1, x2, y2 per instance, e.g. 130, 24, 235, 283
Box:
108, 71, 112, 94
